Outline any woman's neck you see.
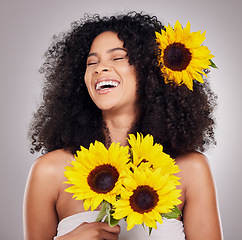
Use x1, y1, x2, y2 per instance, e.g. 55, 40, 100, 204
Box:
102, 111, 136, 147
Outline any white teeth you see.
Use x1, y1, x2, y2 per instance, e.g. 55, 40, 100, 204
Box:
96, 81, 119, 90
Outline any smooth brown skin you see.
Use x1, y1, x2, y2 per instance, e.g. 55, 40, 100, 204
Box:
24, 32, 222, 240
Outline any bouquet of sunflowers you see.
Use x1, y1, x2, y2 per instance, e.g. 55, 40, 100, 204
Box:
64, 133, 182, 234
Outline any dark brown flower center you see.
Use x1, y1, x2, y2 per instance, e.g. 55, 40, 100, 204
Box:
163, 42, 192, 71
129, 185, 159, 213
87, 164, 119, 194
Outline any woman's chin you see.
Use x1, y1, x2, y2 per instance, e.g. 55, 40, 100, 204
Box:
95, 102, 118, 112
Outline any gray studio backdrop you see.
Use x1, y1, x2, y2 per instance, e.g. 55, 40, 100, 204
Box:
1, 0, 241, 239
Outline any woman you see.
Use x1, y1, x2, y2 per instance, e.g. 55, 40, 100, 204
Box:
24, 12, 222, 239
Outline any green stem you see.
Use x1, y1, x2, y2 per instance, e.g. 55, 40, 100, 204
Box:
95, 200, 120, 227
95, 201, 107, 222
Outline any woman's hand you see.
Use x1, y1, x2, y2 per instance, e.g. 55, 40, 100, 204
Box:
57, 222, 120, 240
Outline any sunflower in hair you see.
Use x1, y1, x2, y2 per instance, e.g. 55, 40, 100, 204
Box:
64, 141, 129, 211
156, 20, 214, 90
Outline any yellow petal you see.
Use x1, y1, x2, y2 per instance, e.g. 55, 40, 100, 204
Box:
150, 209, 163, 224
126, 212, 143, 230
91, 195, 103, 211
83, 198, 91, 211
143, 213, 157, 229
166, 24, 175, 43
183, 21, 191, 36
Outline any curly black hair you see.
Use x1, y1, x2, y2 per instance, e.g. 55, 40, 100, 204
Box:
29, 11, 217, 158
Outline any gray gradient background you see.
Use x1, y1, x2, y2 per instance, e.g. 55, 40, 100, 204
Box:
1, 0, 241, 239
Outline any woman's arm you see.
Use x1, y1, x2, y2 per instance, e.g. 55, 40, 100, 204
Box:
24, 156, 59, 240
178, 153, 222, 240
23, 153, 120, 240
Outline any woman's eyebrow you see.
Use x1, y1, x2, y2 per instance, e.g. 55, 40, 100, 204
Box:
107, 47, 127, 53
87, 47, 127, 58
87, 52, 97, 58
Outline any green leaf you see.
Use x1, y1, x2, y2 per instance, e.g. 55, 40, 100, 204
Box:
95, 201, 107, 222
149, 227, 153, 235
161, 205, 181, 219
209, 59, 218, 69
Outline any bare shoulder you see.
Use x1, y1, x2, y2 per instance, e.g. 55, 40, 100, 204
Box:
35, 148, 74, 166
175, 151, 210, 169
175, 151, 216, 203
30, 149, 75, 179
175, 152, 212, 182
25, 149, 75, 202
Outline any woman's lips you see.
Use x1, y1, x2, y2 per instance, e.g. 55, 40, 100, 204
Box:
95, 78, 120, 95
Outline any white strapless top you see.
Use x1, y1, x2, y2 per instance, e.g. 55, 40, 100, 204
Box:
54, 211, 185, 240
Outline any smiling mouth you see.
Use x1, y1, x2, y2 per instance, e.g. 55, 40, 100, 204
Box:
95, 80, 120, 91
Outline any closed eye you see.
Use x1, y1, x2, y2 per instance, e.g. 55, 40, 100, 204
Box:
113, 57, 124, 61
87, 62, 97, 66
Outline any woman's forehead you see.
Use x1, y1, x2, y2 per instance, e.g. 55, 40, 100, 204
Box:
89, 31, 125, 53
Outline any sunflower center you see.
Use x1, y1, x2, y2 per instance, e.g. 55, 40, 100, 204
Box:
87, 164, 119, 194
163, 42, 192, 71
129, 185, 159, 213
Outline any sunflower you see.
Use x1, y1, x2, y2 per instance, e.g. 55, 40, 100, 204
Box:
112, 167, 182, 230
64, 141, 129, 211
155, 20, 214, 90
128, 133, 180, 177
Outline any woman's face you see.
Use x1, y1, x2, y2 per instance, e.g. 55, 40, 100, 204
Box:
84, 31, 137, 114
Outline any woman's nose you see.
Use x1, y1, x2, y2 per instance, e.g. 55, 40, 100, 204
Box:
94, 62, 111, 74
